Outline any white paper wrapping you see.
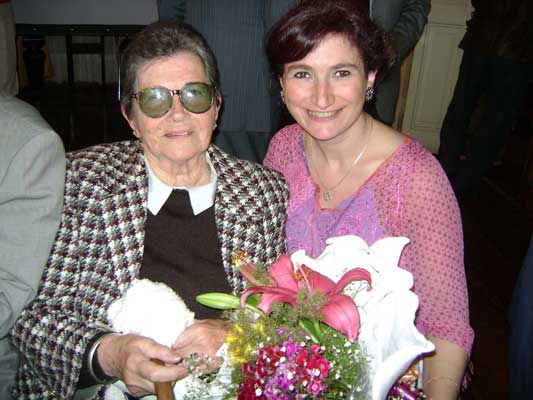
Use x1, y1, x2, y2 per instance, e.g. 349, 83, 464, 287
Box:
290, 235, 435, 400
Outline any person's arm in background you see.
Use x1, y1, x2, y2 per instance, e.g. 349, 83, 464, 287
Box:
0, 97, 65, 399
0, 103, 65, 339
378, 0, 431, 64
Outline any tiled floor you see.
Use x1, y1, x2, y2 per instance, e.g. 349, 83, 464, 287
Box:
20, 83, 533, 399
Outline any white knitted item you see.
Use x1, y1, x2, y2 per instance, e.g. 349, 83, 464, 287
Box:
104, 279, 195, 399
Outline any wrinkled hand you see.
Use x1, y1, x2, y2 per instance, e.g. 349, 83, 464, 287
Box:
172, 319, 228, 373
97, 333, 186, 397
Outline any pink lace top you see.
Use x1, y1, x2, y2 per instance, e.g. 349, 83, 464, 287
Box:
264, 124, 474, 355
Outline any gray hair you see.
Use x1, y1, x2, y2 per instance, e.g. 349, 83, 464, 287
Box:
120, 20, 220, 116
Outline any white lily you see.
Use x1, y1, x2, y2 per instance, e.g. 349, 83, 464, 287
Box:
290, 235, 435, 400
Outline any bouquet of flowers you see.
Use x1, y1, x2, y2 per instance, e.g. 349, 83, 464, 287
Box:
192, 235, 435, 400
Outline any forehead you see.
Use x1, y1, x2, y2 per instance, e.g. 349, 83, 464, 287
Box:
135, 52, 207, 89
288, 34, 363, 69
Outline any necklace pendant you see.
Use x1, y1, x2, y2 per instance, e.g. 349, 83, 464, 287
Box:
322, 190, 333, 201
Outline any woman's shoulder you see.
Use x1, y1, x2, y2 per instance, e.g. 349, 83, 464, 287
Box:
374, 125, 441, 173
389, 137, 456, 204
399, 137, 447, 177
269, 123, 301, 148
67, 140, 142, 167
264, 124, 302, 172
209, 144, 288, 190
65, 140, 145, 188
367, 129, 451, 197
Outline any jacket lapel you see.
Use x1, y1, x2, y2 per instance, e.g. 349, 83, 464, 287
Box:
210, 146, 262, 292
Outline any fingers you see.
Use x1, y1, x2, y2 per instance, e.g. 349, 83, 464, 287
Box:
96, 334, 187, 397
173, 318, 228, 357
177, 352, 224, 376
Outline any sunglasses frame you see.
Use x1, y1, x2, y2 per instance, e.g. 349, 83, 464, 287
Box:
131, 82, 217, 117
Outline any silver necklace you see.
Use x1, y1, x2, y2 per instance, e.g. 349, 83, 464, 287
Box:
309, 117, 372, 202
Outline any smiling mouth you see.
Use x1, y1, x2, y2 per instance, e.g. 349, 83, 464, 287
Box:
164, 132, 191, 138
308, 110, 338, 118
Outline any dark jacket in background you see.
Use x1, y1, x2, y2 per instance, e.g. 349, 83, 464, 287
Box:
460, 0, 533, 64
508, 236, 533, 400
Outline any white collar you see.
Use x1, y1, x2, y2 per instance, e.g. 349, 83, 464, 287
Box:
145, 154, 217, 216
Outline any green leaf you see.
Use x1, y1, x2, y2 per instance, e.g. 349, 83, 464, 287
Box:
298, 318, 322, 343
244, 294, 260, 307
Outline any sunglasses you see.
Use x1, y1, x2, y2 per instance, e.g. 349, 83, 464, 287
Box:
131, 82, 216, 118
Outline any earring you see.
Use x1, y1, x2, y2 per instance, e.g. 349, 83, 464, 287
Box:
365, 86, 375, 102
213, 122, 218, 130
280, 90, 285, 103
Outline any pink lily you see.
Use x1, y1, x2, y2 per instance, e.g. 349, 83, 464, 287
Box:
240, 255, 372, 341
232, 250, 273, 287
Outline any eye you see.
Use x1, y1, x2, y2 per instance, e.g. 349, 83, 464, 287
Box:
293, 71, 311, 79
334, 70, 351, 77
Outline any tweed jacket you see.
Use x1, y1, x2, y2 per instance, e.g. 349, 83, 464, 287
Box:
10, 140, 288, 399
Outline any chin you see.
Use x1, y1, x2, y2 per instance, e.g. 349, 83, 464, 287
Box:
304, 126, 342, 141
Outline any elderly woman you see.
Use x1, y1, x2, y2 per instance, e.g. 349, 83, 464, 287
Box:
10, 21, 288, 399
263, 1, 473, 399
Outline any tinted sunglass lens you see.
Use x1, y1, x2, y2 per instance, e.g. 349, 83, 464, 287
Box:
181, 83, 213, 113
138, 87, 172, 118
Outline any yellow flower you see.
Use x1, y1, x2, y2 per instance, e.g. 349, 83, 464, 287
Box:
253, 321, 265, 335
227, 328, 247, 362
232, 250, 248, 268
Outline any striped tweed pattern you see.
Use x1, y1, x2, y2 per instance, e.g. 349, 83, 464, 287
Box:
10, 140, 288, 399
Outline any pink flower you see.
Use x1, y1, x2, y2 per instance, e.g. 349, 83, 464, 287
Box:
283, 339, 299, 357
308, 379, 325, 394
240, 255, 371, 340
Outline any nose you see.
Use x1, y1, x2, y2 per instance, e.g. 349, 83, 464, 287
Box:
312, 79, 334, 109
168, 93, 188, 118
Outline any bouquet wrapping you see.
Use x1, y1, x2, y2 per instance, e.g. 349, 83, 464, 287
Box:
193, 235, 435, 399
102, 235, 435, 399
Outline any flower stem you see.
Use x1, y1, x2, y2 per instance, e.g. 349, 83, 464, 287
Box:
299, 320, 320, 343
245, 303, 264, 316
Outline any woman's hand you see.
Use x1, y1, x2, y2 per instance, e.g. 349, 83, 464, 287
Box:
423, 335, 468, 400
96, 333, 185, 397
172, 318, 228, 373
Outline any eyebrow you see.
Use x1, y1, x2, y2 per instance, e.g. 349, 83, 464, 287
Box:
331, 63, 359, 70
285, 64, 311, 72
285, 62, 360, 72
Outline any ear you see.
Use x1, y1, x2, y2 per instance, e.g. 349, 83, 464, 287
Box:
367, 70, 377, 89
279, 77, 284, 90
121, 103, 141, 139
213, 91, 222, 120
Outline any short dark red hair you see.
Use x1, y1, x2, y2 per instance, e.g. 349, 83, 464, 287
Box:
266, 0, 395, 80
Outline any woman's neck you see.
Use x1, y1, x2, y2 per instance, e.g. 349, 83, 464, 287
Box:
146, 153, 211, 188
305, 113, 372, 167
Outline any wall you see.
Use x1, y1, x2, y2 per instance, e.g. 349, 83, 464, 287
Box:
13, 0, 158, 25
401, 0, 473, 153
14, 0, 159, 84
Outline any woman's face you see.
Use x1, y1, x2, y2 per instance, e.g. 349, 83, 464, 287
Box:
123, 52, 220, 173
281, 34, 375, 143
